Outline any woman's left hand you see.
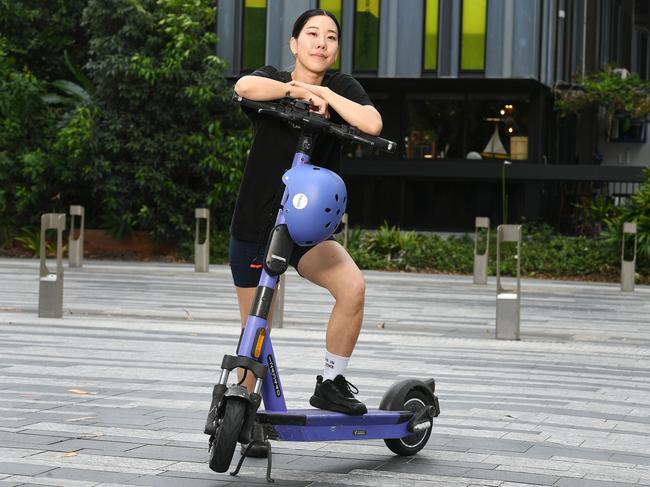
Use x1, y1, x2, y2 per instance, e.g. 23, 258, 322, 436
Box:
289, 80, 329, 100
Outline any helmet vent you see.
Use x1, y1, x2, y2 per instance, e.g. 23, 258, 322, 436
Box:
325, 208, 331, 213
336, 209, 340, 215
305, 240, 313, 244
325, 222, 332, 228
335, 194, 339, 202
312, 167, 321, 170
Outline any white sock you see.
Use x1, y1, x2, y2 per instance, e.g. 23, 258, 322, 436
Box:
322, 351, 350, 381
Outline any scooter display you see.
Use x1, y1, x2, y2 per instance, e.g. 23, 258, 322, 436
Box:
204, 95, 440, 483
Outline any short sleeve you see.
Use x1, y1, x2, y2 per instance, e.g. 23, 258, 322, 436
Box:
332, 73, 374, 107
248, 65, 281, 80
237, 66, 287, 122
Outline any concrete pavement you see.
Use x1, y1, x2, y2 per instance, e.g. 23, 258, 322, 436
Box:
1, 257, 649, 486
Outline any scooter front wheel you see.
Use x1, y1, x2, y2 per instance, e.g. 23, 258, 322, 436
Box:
384, 389, 432, 456
209, 398, 246, 473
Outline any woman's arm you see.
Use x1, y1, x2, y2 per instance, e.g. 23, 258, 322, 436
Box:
234, 75, 329, 115
289, 80, 383, 135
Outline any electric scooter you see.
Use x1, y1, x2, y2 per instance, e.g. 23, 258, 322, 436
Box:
204, 95, 440, 483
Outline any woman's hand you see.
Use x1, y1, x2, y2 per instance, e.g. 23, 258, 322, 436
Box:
289, 80, 329, 100
285, 81, 330, 117
289, 79, 382, 135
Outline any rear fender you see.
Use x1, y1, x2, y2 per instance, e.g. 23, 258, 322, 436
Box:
379, 379, 440, 417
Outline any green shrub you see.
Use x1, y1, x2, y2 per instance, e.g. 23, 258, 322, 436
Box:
337, 223, 639, 281
601, 167, 650, 264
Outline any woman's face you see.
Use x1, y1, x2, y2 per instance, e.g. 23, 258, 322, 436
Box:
291, 15, 339, 73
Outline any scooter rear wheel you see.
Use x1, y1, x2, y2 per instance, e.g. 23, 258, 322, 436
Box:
209, 398, 246, 473
384, 389, 432, 456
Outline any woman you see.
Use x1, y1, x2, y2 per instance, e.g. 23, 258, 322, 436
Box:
231, 9, 382, 420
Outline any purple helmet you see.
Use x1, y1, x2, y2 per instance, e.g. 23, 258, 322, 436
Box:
281, 165, 347, 246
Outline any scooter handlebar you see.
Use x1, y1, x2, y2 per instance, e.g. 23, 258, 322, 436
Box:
234, 94, 396, 154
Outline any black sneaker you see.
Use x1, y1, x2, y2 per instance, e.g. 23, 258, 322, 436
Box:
240, 422, 268, 458
309, 375, 368, 416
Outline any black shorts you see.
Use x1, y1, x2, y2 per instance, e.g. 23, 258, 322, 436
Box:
229, 235, 334, 288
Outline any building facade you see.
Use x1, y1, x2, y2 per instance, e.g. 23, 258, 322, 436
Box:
217, 0, 650, 231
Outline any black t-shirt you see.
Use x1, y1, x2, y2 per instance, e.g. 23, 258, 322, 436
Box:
230, 65, 373, 244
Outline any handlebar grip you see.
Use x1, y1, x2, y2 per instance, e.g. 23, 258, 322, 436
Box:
373, 137, 397, 154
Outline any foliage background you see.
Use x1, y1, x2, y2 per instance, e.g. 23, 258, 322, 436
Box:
0, 0, 250, 247
1, 3, 648, 284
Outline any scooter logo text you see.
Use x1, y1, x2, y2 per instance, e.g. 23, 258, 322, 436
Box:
267, 354, 282, 397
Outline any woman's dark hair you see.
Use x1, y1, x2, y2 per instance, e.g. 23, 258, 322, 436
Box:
291, 9, 341, 39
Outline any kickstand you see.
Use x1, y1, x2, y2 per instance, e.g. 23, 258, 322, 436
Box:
230, 439, 274, 483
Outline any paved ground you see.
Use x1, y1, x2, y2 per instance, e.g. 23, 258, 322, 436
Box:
1, 257, 649, 487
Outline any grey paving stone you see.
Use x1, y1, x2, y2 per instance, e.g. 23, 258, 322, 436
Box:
46, 438, 141, 453
127, 473, 241, 486
554, 478, 641, 487
378, 461, 470, 477
609, 452, 650, 466
2, 259, 650, 487
278, 456, 384, 473
157, 469, 305, 485
0, 463, 55, 476
36, 466, 140, 483
110, 445, 207, 462
463, 467, 561, 485
451, 437, 533, 453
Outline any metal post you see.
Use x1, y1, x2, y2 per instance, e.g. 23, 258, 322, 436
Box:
38, 213, 66, 318
473, 216, 490, 284
342, 212, 349, 249
621, 222, 637, 292
271, 274, 285, 328
68, 205, 84, 268
496, 224, 522, 340
194, 208, 210, 272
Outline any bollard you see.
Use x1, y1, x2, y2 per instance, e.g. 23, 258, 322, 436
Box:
495, 224, 522, 340
195, 208, 210, 272
68, 205, 85, 268
621, 222, 637, 292
38, 213, 66, 318
342, 213, 349, 249
271, 274, 286, 328
473, 217, 490, 284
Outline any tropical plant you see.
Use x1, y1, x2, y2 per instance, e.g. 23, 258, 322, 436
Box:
554, 66, 650, 140
14, 226, 64, 256
601, 167, 650, 262
78, 0, 250, 243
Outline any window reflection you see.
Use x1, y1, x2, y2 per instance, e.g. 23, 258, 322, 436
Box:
460, 0, 487, 71
354, 0, 380, 71
242, 0, 267, 70
423, 0, 440, 71
467, 100, 529, 160
401, 96, 529, 160
405, 96, 464, 159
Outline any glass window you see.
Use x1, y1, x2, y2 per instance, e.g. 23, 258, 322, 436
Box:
318, 0, 343, 70
423, 0, 439, 71
460, 0, 487, 71
354, 0, 380, 71
404, 95, 466, 159
465, 99, 529, 160
403, 95, 529, 160
242, 0, 267, 70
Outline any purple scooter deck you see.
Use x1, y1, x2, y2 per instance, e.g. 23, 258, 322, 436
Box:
257, 408, 414, 442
